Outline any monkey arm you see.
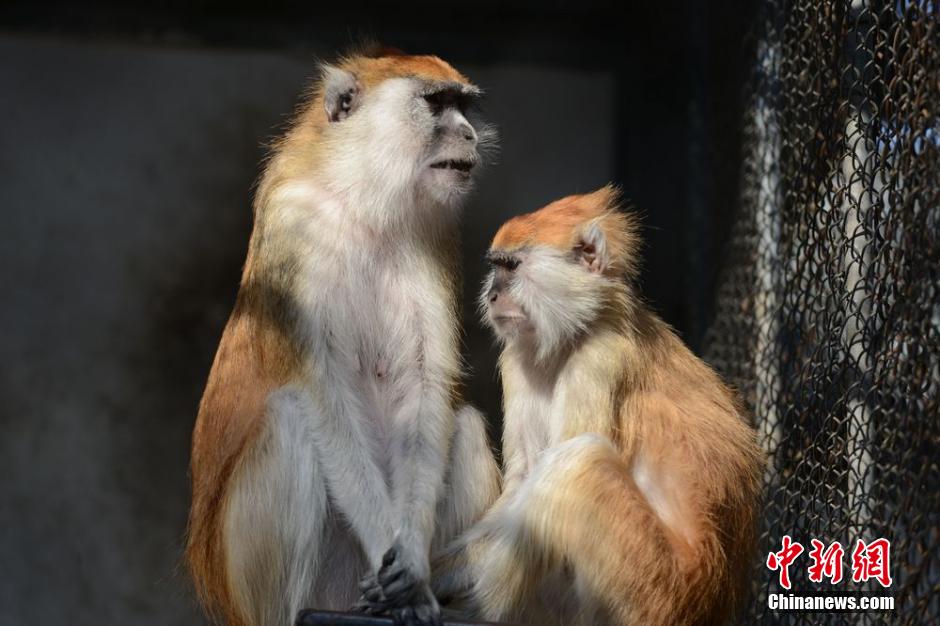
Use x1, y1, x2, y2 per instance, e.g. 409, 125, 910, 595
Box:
380, 372, 454, 583
428, 426, 548, 618
303, 361, 397, 571
470, 433, 721, 626
428, 480, 522, 616
354, 375, 453, 625
360, 314, 462, 623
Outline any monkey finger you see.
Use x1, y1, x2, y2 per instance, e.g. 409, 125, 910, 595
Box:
351, 595, 375, 610
360, 586, 387, 605
358, 574, 379, 593
357, 600, 391, 615
350, 599, 372, 614
352, 585, 393, 614
381, 576, 418, 603
355, 578, 384, 600
381, 546, 398, 568
350, 599, 370, 613
377, 563, 409, 588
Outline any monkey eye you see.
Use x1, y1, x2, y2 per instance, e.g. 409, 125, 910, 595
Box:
423, 92, 444, 115
423, 88, 472, 115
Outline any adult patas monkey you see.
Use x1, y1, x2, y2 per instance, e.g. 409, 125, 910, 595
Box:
437, 186, 762, 625
186, 48, 499, 626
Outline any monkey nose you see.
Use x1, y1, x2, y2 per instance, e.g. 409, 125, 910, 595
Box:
460, 122, 476, 143
488, 291, 498, 303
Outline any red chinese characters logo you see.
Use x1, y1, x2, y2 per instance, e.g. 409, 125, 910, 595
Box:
807, 539, 844, 584
766, 535, 804, 589
767, 536, 892, 588
851, 538, 893, 588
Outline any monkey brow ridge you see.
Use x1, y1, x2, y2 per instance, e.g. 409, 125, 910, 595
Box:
418, 78, 482, 97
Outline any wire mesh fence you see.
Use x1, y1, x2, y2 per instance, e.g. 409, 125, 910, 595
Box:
704, 0, 938, 623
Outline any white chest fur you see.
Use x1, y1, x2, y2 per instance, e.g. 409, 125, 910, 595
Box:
503, 363, 572, 480
312, 246, 442, 439
274, 181, 457, 476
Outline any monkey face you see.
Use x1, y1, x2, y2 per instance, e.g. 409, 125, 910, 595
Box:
320, 60, 494, 215
481, 250, 533, 338
481, 187, 638, 360
481, 246, 607, 360
416, 80, 489, 202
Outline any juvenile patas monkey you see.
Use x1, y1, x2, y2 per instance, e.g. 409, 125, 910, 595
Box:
186, 48, 499, 626
438, 186, 762, 625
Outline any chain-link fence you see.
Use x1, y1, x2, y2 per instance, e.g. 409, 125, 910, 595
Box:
705, 1, 938, 624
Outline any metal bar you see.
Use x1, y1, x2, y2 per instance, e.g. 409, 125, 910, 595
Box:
295, 610, 510, 626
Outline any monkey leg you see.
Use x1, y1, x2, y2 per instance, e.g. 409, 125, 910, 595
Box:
359, 404, 500, 624
471, 433, 708, 626
222, 389, 366, 626
427, 405, 501, 613
434, 404, 501, 550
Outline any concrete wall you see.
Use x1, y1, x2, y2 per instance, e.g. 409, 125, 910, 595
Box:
0, 35, 613, 625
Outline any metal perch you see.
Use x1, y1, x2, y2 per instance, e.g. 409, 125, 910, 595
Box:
296, 610, 511, 626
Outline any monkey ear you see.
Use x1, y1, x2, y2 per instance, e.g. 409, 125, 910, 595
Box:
577, 220, 609, 274
321, 64, 361, 123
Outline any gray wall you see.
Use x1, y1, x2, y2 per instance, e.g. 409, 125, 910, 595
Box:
0, 35, 613, 625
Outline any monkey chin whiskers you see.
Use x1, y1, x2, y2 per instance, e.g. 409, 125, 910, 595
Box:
488, 313, 534, 344
421, 174, 476, 209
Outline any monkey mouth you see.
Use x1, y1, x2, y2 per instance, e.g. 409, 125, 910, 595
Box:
493, 314, 528, 325
491, 313, 533, 337
430, 159, 475, 173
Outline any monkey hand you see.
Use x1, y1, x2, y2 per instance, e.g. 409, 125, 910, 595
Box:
354, 545, 442, 626
429, 545, 477, 610
430, 568, 476, 615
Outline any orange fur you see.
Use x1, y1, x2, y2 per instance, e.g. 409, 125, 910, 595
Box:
187, 271, 300, 625
492, 185, 639, 278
